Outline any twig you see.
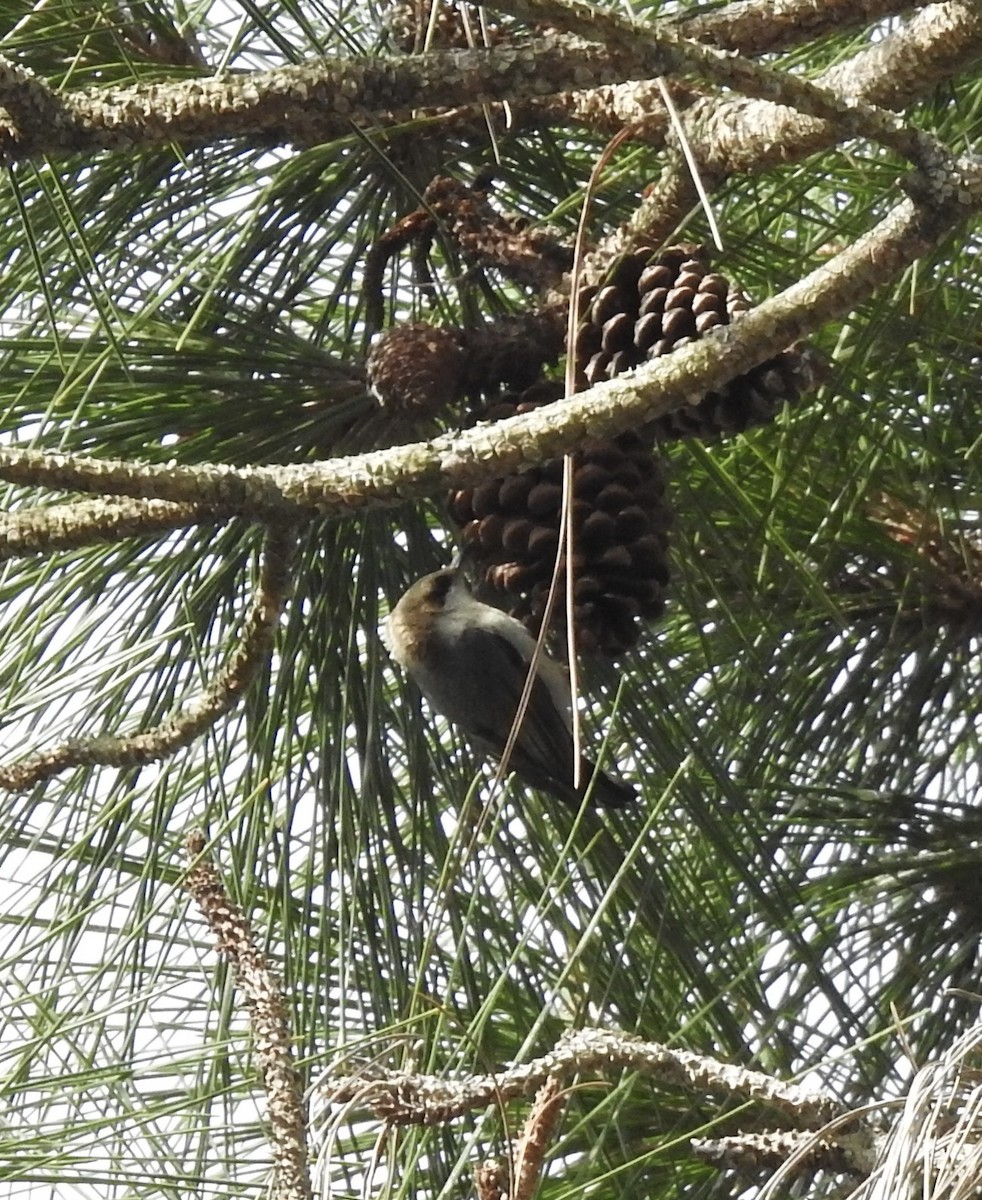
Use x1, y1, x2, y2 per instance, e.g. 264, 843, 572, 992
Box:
692, 1128, 878, 1177
321, 1027, 843, 1128
367, 176, 571, 333
512, 1075, 567, 1200
185, 831, 311, 1200
0, 523, 295, 791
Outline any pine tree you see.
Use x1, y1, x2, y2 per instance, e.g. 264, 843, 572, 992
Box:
0, 3, 980, 1197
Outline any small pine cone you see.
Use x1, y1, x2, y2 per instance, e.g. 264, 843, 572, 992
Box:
447, 383, 672, 656
387, 0, 504, 51
574, 244, 819, 437
367, 322, 466, 417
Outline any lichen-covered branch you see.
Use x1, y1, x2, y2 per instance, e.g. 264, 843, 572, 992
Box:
0, 496, 237, 561
487, 0, 949, 172
692, 1129, 879, 1177
320, 1027, 844, 1128
0, 37, 689, 159
0, 169, 977, 516
185, 831, 311, 1200
0, 523, 295, 791
669, 0, 934, 55
589, 1, 982, 256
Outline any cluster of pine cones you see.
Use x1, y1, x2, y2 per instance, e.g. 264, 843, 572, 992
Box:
369, 243, 819, 655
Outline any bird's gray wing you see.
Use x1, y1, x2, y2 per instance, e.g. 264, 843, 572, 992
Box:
450, 625, 577, 796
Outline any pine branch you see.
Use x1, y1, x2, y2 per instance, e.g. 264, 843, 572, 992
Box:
0, 171, 977, 514
0, 497, 237, 561
757, 1018, 982, 1199
511, 1076, 567, 1200
0, 5, 975, 165
319, 1026, 844, 1127
668, 0, 934, 55
185, 831, 311, 1200
345, 3, 978, 152
589, 0, 982, 255
0, 37, 696, 158
693, 1128, 878, 1178
487, 0, 950, 171
0, 523, 295, 791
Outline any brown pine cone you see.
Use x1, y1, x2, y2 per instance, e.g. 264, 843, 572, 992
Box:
574, 243, 818, 438
367, 322, 466, 417
447, 382, 672, 655
386, 0, 506, 52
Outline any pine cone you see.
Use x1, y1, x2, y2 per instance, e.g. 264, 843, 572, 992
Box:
656, 346, 822, 439
385, 0, 536, 53
574, 244, 817, 438
387, 0, 495, 51
448, 382, 672, 655
367, 322, 466, 417
422, 176, 573, 293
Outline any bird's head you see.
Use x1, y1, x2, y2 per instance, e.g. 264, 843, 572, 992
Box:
394, 567, 464, 617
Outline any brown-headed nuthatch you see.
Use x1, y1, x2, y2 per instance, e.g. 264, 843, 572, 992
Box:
385, 568, 636, 809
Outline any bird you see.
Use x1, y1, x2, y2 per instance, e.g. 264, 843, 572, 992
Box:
385, 567, 636, 809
